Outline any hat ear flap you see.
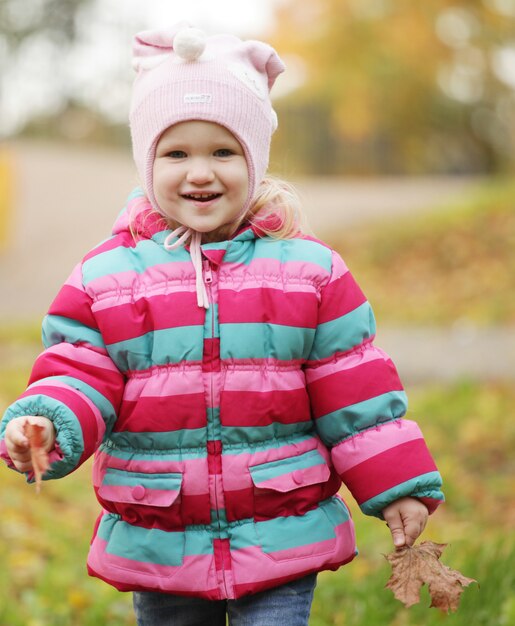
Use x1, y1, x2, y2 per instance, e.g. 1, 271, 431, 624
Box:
243, 41, 286, 90
132, 23, 192, 72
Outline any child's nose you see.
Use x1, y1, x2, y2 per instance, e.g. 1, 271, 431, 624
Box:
186, 159, 215, 184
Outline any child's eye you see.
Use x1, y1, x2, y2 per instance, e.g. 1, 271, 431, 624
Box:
167, 150, 187, 159
214, 148, 234, 157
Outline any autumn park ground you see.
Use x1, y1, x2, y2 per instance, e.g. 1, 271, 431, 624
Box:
0, 142, 514, 625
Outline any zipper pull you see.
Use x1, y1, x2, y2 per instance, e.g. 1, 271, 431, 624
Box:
203, 260, 213, 284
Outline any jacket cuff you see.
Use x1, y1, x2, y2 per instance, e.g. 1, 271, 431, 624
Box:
1, 397, 86, 479
332, 419, 444, 518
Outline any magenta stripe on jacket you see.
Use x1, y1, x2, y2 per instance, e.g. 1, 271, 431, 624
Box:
29, 346, 123, 410
48, 279, 98, 329
220, 388, 311, 426
317, 272, 368, 324
219, 288, 318, 327
94, 291, 205, 344
307, 358, 404, 418
340, 439, 438, 504
117, 394, 207, 432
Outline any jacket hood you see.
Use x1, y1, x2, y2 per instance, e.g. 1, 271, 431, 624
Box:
112, 188, 168, 240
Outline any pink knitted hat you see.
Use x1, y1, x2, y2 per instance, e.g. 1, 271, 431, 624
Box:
129, 23, 285, 216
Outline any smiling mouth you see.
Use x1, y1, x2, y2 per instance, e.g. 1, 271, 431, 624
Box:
181, 193, 222, 203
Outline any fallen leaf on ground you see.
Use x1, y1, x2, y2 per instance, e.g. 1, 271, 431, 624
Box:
24, 423, 50, 494
385, 541, 477, 612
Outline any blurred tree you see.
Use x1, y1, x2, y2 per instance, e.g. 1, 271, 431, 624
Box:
0, 0, 91, 46
269, 0, 515, 175
0, 0, 95, 137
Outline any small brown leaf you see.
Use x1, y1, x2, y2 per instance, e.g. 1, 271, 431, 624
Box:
385, 541, 477, 613
24, 423, 50, 494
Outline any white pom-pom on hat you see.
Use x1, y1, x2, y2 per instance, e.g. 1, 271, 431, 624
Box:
174, 27, 207, 61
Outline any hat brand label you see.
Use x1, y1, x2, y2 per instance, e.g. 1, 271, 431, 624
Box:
184, 93, 212, 104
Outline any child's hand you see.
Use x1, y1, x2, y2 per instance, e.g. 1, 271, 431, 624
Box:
4, 416, 56, 473
382, 497, 428, 548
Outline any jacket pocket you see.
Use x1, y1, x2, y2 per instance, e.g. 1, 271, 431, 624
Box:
249, 449, 330, 492
249, 449, 338, 562
98, 468, 182, 508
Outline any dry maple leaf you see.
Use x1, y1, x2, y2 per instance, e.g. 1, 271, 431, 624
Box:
385, 541, 477, 613
24, 423, 50, 494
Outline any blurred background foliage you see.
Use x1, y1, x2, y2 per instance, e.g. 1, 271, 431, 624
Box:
1, 0, 514, 175
269, 0, 515, 174
327, 177, 515, 325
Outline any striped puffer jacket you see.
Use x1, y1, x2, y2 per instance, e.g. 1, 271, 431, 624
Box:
0, 189, 443, 600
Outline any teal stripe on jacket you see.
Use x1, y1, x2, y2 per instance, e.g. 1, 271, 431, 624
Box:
249, 449, 326, 483
221, 422, 314, 447
42, 315, 105, 350
108, 428, 207, 451
308, 302, 376, 361
82, 239, 191, 283
218, 433, 317, 456
98, 514, 213, 565
207, 407, 222, 442
99, 444, 204, 463
252, 238, 333, 271
221, 237, 332, 273
220, 323, 315, 360
229, 498, 349, 552
204, 304, 220, 339
315, 392, 408, 446
360, 471, 444, 517
107, 326, 204, 371
103, 468, 182, 491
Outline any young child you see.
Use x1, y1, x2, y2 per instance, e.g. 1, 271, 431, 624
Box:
0, 24, 444, 625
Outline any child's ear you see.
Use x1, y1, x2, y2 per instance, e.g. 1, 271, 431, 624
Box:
243, 41, 286, 90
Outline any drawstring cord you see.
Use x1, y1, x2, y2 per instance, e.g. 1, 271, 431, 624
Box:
164, 226, 210, 309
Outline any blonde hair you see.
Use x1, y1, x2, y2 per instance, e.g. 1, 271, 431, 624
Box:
245, 176, 311, 239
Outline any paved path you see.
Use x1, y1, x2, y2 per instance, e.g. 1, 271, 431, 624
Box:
377, 326, 515, 384
0, 140, 478, 319
2, 140, 512, 383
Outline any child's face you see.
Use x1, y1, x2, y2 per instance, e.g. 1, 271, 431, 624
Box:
153, 120, 249, 240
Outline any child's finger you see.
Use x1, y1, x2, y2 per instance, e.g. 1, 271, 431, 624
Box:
10, 457, 34, 473
5, 419, 30, 450
403, 519, 423, 547
384, 511, 406, 547
405, 510, 429, 546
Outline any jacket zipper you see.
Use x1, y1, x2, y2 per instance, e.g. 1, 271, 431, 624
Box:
203, 259, 229, 597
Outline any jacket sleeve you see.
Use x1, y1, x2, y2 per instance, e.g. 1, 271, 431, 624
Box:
304, 250, 444, 518
0, 262, 125, 481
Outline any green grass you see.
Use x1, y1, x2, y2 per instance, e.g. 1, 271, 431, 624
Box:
327, 177, 515, 326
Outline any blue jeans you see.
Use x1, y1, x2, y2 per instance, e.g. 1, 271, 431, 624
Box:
133, 573, 317, 626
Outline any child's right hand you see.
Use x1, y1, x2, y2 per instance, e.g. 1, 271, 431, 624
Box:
4, 416, 56, 473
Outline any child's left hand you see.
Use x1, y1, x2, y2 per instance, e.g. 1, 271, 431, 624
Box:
382, 497, 428, 548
